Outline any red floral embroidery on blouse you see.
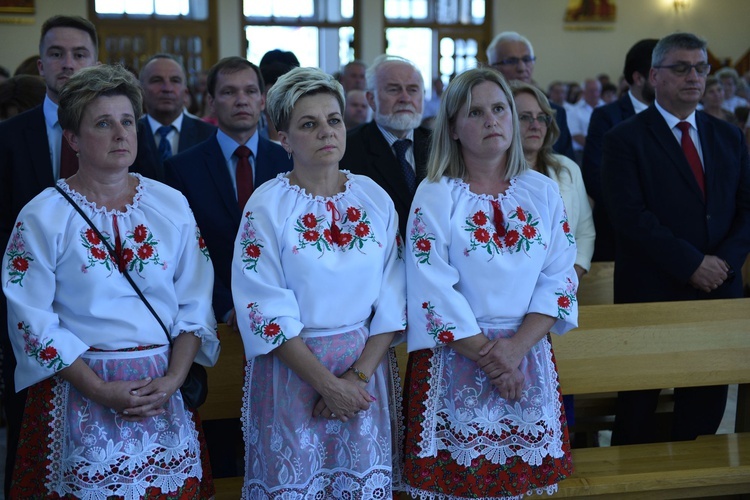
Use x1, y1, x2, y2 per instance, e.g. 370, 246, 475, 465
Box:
293, 205, 380, 255
5, 222, 35, 286
464, 208, 503, 258
246, 302, 287, 346
239, 212, 264, 273
555, 277, 578, 319
196, 226, 210, 261
422, 301, 457, 346
17, 321, 68, 370
410, 208, 436, 265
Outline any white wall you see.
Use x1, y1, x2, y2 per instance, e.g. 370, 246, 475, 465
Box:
492, 0, 750, 89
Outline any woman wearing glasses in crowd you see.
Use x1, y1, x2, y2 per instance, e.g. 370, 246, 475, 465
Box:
511, 81, 595, 280
402, 67, 578, 499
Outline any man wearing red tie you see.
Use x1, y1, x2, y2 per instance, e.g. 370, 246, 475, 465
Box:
602, 32, 750, 445
0, 16, 99, 495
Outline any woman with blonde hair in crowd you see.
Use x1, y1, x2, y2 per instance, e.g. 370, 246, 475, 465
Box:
402, 67, 578, 499
232, 66, 405, 498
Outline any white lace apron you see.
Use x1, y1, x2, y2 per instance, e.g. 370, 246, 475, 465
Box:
418, 327, 564, 467
46, 345, 202, 500
241, 324, 404, 499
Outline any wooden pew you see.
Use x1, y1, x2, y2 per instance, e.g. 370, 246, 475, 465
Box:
199, 327, 245, 499
576, 261, 614, 306
549, 298, 750, 498
203, 297, 750, 499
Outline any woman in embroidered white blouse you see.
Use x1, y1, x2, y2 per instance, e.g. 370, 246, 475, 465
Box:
402, 67, 578, 499
231, 67, 406, 498
1, 64, 219, 499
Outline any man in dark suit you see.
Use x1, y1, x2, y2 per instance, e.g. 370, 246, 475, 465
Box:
132, 54, 215, 181
486, 31, 576, 162
0, 15, 98, 496
583, 39, 658, 261
339, 54, 430, 238
602, 33, 750, 445
164, 57, 291, 475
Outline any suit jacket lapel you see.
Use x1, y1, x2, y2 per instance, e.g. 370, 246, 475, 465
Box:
695, 111, 714, 198
26, 106, 54, 187
645, 106, 705, 202
179, 116, 195, 152
203, 136, 241, 220
366, 123, 412, 210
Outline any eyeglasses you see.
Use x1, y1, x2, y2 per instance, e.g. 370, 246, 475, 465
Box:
653, 62, 711, 77
518, 113, 552, 126
492, 56, 536, 67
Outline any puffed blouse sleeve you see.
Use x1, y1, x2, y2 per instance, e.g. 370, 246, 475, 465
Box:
405, 178, 480, 352
167, 195, 220, 367
231, 197, 304, 361
2, 205, 90, 391
364, 181, 407, 341
527, 182, 579, 335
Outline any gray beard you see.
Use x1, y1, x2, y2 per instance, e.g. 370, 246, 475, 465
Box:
375, 110, 423, 132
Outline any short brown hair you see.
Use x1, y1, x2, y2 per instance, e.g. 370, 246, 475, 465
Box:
40, 15, 98, 56
207, 57, 264, 98
58, 64, 142, 134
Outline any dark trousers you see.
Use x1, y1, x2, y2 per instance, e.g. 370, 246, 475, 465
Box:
2, 345, 27, 497
611, 384, 728, 445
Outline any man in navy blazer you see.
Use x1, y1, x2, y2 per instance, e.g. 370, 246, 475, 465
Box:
583, 39, 658, 261
165, 56, 291, 477
339, 55, 430, 238
131, 54, 215, 181
0, 15, 99, 495
602, 33, 750, 445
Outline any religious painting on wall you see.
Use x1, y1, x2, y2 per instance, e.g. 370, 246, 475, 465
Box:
0, 0, 34, 14
564, 0, 616, 30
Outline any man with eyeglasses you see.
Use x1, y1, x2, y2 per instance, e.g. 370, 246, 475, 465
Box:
583, 38, 658, 262
486, 31, 575, 162
602, 32, 750, 446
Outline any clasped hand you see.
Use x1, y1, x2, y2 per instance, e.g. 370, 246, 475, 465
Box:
313, 370, 374, 422
476, 338, 525, 401
96, 374, 182, 422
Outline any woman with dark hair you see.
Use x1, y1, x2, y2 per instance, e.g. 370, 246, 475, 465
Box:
2, 64, 219, 498
402, 67, 578, 499
232, 66, 405, 498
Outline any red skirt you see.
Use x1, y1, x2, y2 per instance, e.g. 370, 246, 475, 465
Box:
402, 348, 573, 499
10, 375, 215, 499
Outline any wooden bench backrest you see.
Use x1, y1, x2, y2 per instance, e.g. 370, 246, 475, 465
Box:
199, 327, 244, 421
201, 298, 750, 424
576, 261, 614, 306
552, 298, 750, 394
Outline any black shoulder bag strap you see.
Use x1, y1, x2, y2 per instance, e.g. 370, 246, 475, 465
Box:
54, 184, 172, 343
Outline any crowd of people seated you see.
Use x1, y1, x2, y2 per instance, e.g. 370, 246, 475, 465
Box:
0, 14, 749, 500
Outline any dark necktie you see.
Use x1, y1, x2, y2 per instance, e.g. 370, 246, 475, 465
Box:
156, 125, 174, 160
393, 139, 416, 194
59, 134, 79, 179
676, 121, 705, 196
235, 145, 254, 209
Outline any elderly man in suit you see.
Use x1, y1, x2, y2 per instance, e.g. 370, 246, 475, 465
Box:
583, 38, 658, 261
0, 15, 98, 495
165, 56, 291, 477
486, 31, 576, 162
339, 54, 430, 238
602, 32, 750, 445
133, 54, 215, 181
